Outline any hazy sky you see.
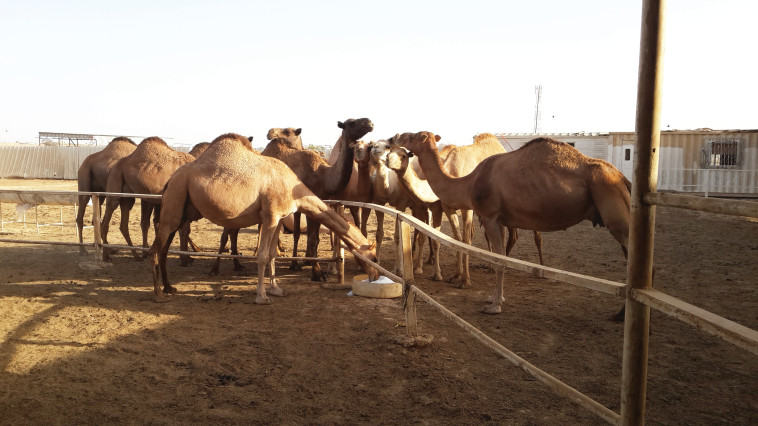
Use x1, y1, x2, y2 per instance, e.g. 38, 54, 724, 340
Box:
1, 1, 755, 147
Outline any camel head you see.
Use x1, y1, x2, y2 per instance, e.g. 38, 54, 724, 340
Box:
267, 127, 303, 149
390, 131, 441, 156
368, 139, 392, 165
352, 140, 371, 164
384, 147, 413, 173
188, 142, 211, 158
355, 242, 379, 281
338, 118, 374, 141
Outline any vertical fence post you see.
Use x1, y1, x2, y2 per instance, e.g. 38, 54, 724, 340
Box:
621, 0, 665, 424
398, 216, 418, 337
91, 194, 103, 263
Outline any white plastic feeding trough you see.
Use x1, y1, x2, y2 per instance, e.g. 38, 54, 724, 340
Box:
351, 274, 402, 299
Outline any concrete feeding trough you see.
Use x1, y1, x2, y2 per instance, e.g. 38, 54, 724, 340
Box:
351, 274, 402, 299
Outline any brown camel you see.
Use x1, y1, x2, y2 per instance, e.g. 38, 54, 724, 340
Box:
261, 118, 374, 281
393, 132, 631, 314
75, 137, 137, 254
100, 137, 199, 263
330, 140, 373, 236
148, 133, 379, 303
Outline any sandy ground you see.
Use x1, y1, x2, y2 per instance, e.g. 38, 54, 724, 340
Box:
0, 178, 756, 425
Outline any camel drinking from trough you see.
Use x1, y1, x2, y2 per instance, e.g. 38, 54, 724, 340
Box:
148, 133, 379, 303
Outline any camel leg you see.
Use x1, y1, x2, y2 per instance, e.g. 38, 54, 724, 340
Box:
266, 223, 286, 298
375, 210, 385, 260
116, 197, 140, 260
230, 228, 246, 271
359, 208, 371, 238
76, 194, 90, 255
99, 196, 120, 261
429, 204, 443, 281
411, 207, 428, 275
481, 216, 506, 315
444, 208, 463, 283
505, 227, 518, 255
303, 216, 327, 281
533, 231, 544, 265
255, 217, 282, 305
289, 212, 303, 271
209, 228, 229, 275
178, 221, 194, 266
450, 209, 473, 288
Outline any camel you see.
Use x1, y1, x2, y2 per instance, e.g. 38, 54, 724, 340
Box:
100, 137, 199, 263
267, 127, 303, 150
368, 139, 430, 276
393, 132, 631, 314
329, 139, 373, 236
261, 118, 374, 281
385, 147, 444, 280
75, 137, 137, 254
147, 133, 379, 303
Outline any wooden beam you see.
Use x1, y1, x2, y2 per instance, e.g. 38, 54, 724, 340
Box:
645, 192, 758, 218
410, 285, 620, 424
633, 289, 758, 355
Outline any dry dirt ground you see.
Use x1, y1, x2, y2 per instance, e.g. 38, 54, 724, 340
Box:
0, 178, 756, 425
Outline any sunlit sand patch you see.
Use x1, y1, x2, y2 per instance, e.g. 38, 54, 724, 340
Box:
3, 306, 180, 374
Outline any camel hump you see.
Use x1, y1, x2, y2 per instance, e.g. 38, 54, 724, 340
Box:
211, 133, 253, 150
110, 136, 137, 146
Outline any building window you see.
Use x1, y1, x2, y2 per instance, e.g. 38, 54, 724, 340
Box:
704, 138, 741, 168
624, 149, 631, 161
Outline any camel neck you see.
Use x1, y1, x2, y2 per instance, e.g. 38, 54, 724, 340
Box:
396, 165, 439, 204
322, 132, 355, 197
295, 193, 368, 250
415, 146, 473, 210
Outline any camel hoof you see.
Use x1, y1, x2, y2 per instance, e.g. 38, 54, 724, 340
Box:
179, 256, 194, 267
311, 272, 328, 282
208, 269, 220, 276
482, 305, 502, 315
255, 296, 273, 305
431, 274, 443, 281
164, 285, 178, 295
154, 293, 171, 303
234, 263, 247, 272
413, 267, 423, 275
269, 287, 287, 297
289, 261, 302, 271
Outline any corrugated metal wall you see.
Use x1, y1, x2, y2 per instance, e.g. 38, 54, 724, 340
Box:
611, 130, 758, 195
495, 134, 611, 161
0, 146, 106, 179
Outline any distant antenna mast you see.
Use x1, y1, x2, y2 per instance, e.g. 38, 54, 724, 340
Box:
533, 84, 542, 133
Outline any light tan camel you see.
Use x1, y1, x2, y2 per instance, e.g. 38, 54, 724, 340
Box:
100, 137, 199, 263
393, 132, 631, 314
261, 118, 374, 281
368, 139, 430, 276
267, 127, 303, 150
148, 133, 379, 303
75, 137, 137, 254
385, 147, 444, 280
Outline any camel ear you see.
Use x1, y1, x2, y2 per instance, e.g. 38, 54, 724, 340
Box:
407, 151, 414, 158
337, 121, 345, 129
434, 134, 441, 142
295, 128, 302, 136
248, 136, 254, 142
388, 133, 400, 145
